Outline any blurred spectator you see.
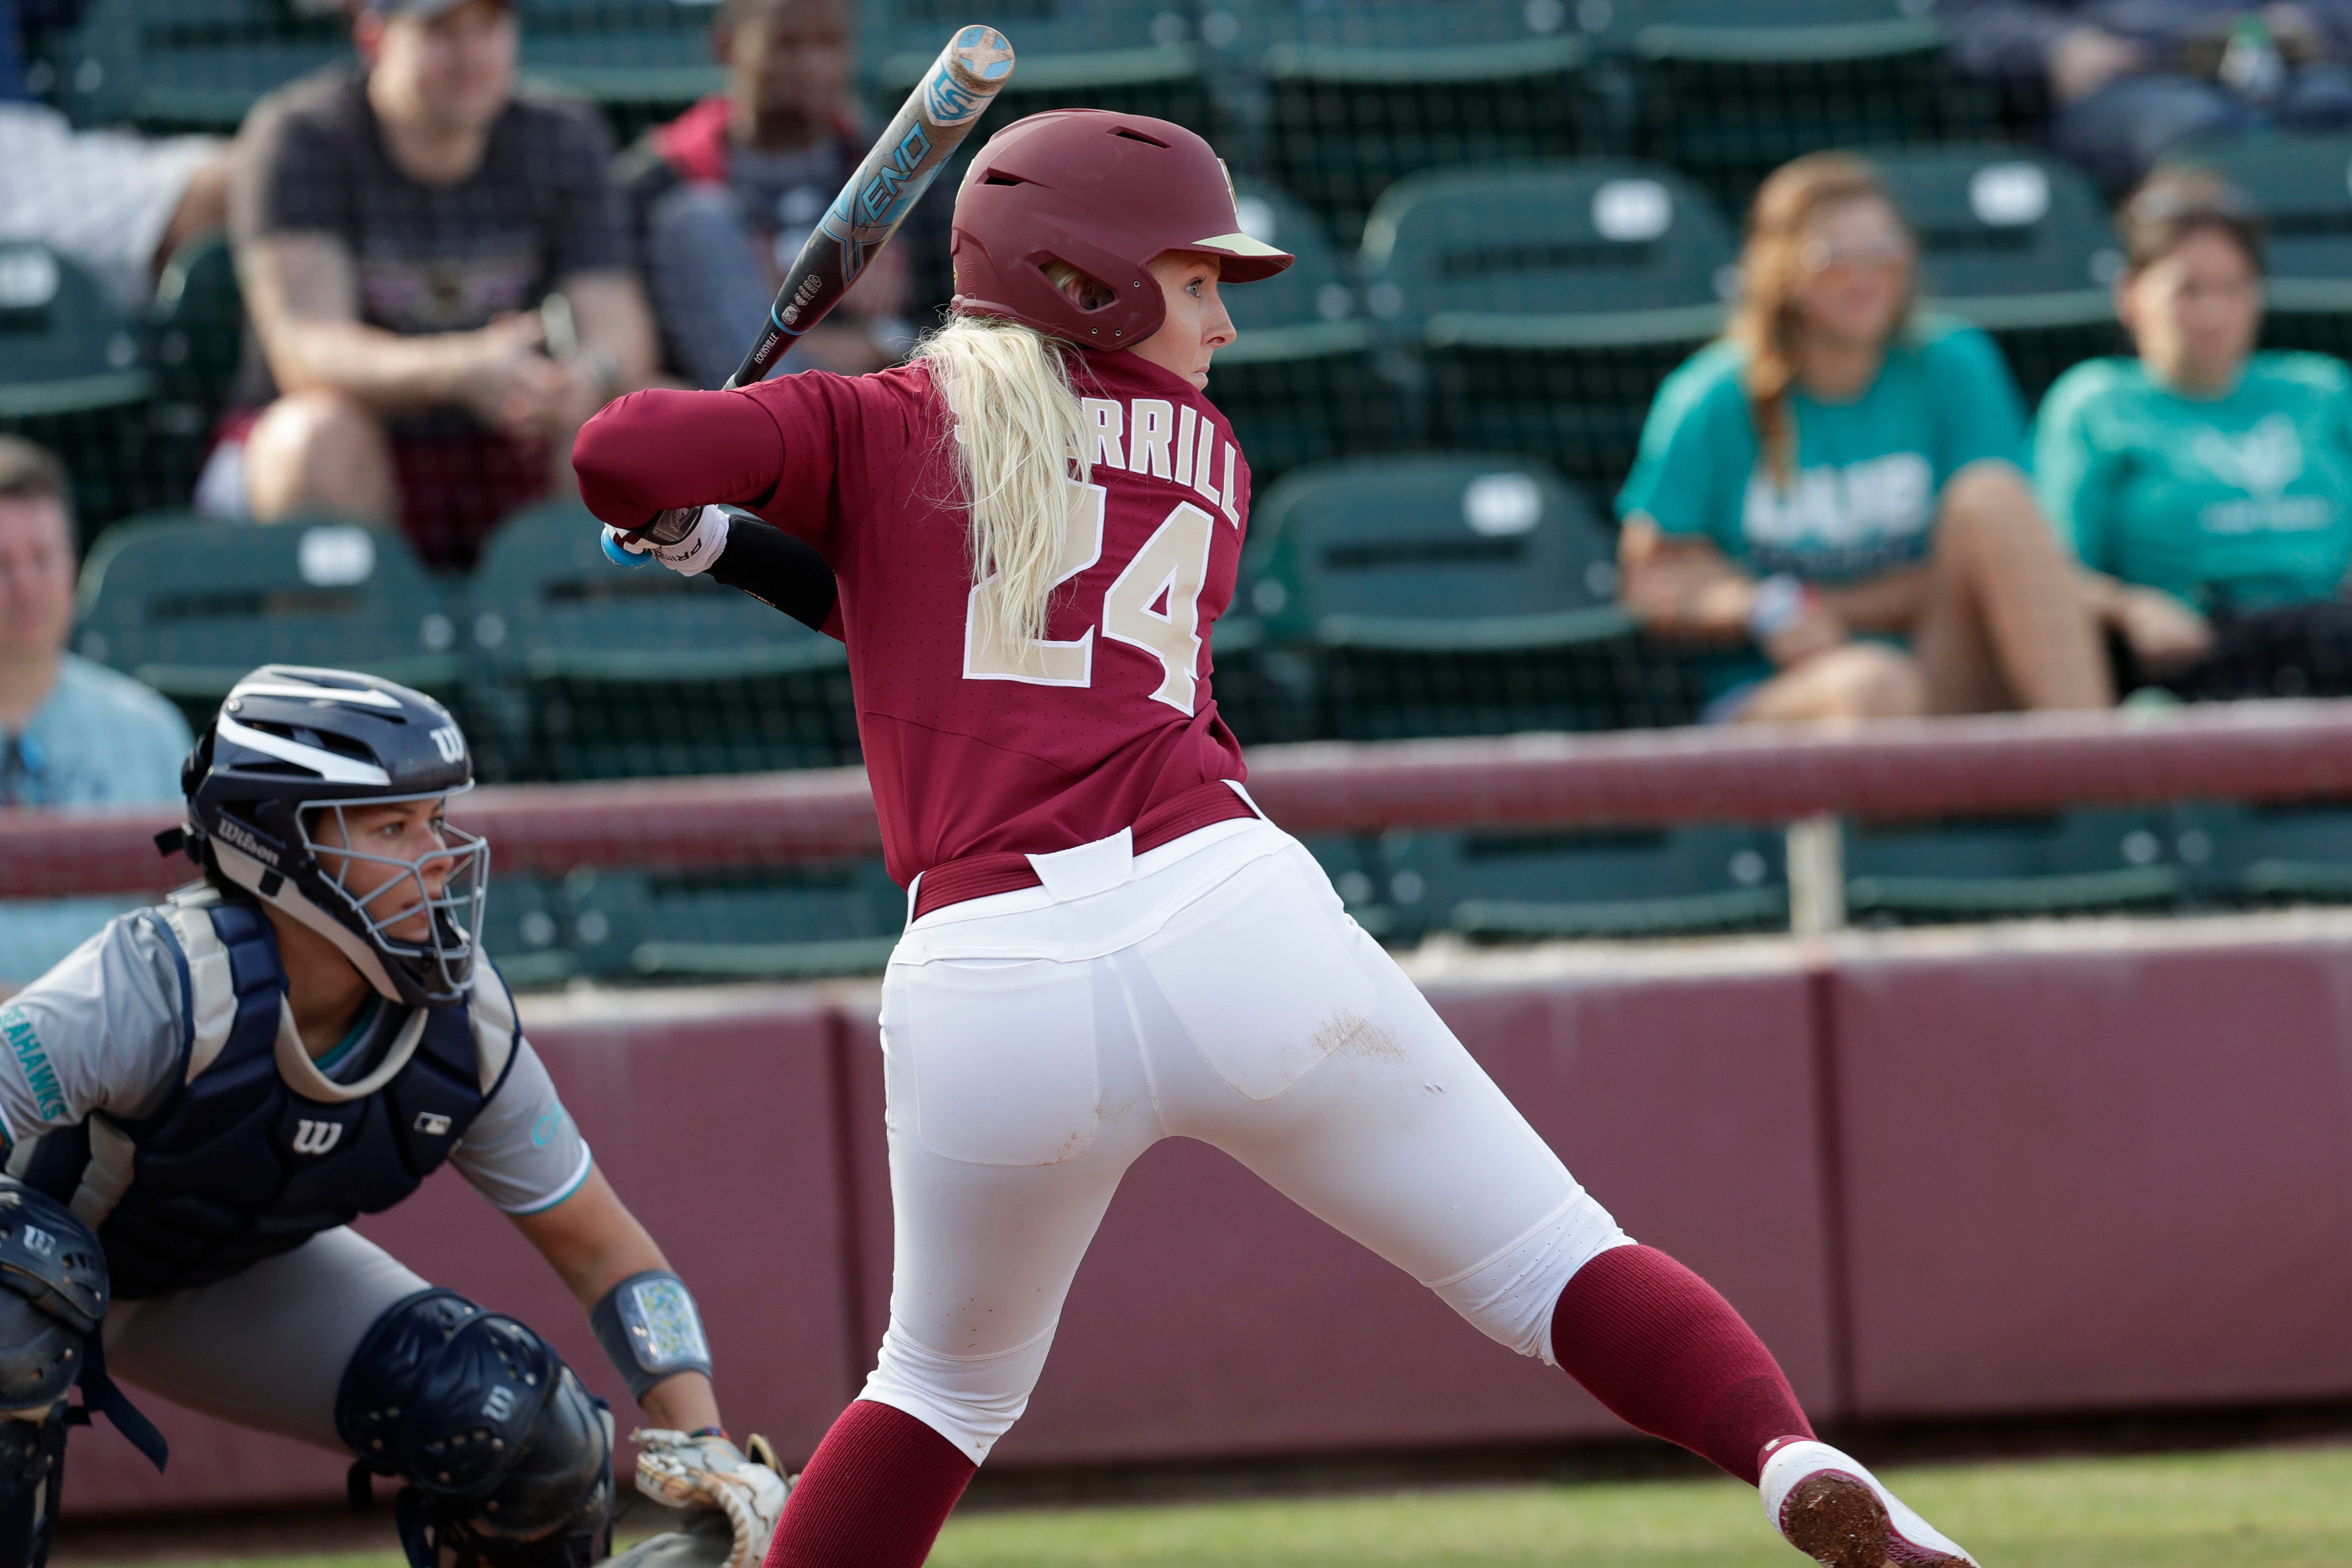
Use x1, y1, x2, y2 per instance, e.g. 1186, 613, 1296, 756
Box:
616, 0, 937, 386
2036, 168, 2352, 697
0, 437, 192, 990
0, 0, 230, 317
1616, 153, 2113, 723
1944, 0, 2352, 191
210, 0, 656, 569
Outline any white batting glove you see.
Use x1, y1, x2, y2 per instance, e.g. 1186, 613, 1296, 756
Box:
628, 1429, 790, 1568
600, 505, 730, 577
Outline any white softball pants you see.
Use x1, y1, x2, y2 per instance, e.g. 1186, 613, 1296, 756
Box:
860, 802, 1631, 1463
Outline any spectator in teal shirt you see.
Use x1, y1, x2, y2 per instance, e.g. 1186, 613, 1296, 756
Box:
0, 439, 192, 992
2035, 169, 2352, 699
1617, 153, 2112, 722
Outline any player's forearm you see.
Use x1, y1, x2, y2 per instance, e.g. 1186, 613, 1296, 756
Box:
573, 389, 786, 527
709, 514, 839, 631
639, 1370, 722, 1432
260, 320, 489, 414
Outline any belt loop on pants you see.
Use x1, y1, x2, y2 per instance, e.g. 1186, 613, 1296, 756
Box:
909, 779, 1261, 922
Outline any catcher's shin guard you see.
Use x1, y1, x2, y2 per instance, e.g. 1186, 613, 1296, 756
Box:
0, 1407, 69, 1568
338, 1290, 613, 1568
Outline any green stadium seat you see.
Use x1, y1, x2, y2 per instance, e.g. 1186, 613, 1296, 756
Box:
477, 874, 575, 989
1248, 453, 1646, 738
1359, 159, 1736, 497
1860, 145, 2126, 404
1617, 0, 1992, 202
1383, 824, 1789, 942
1210, 182, 1405, 488
2161, 133, 2352, 360
143, 231, 245, 515
467, 498, 858, 782
556, 861, 901, 980
0, 242, 156, 529
2172, 801, 2352, 905
1843, 810, 2182, 923
59, 0, 345, 131
1250, 0, 1591, 242
71, 512, 461, 735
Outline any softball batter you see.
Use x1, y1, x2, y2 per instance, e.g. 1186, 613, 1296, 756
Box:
574, 110, 1976, 1568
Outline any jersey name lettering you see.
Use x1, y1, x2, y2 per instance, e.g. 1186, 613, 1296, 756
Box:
1081, 396, 1241, 525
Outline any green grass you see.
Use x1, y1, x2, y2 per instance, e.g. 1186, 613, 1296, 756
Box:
90, 1444, 2352, 1568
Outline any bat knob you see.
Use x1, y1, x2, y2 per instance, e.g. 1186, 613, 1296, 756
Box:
601, 526, 652, 569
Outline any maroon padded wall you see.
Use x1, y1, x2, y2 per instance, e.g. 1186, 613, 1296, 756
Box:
1831, 937, 2352, 1418
63, 922, 2352, 1517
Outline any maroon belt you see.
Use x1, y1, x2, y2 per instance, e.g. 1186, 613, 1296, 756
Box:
911, 780, 1258, 921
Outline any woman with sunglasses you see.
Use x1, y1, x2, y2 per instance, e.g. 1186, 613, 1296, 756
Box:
1617, 152, 2112, 723
2036, 168, 2352, 700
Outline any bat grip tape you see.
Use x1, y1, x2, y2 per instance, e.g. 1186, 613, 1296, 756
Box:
591, 1269, 715, 1399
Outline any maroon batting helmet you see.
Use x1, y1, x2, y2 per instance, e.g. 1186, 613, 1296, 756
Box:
949, 109, 1293, 350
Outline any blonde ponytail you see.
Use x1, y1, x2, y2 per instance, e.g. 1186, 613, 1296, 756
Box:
914, 311, 1094, 663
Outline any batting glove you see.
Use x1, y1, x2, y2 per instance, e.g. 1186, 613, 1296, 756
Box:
601, 505, 730, 576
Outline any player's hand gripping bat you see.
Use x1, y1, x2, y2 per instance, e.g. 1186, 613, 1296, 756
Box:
612, 24, 1015, 556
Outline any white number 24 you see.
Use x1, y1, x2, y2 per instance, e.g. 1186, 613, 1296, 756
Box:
963, 482, 1217, 714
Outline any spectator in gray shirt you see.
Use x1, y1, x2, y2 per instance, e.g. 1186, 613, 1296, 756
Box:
1943, 0, 2352, 189
0, 438, 192, 991
215, 0, 658, 568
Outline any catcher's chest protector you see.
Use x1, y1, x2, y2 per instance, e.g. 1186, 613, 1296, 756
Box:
23, 896, 502, 1300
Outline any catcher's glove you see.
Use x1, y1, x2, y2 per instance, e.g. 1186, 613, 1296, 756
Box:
609, 1429, 790, 1568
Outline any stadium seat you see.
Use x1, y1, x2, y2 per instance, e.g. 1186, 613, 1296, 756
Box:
143, 231, 245, 517
72, 512, 462, 736
517, 0, 720, 140
1860, 145, 2126, 403
0, 242, 157, 529
476, 874, 575, 989
1248, 454, 1650, 738
467, 498, 858, 782
556, 861, 901, 981
1358, 159, 1737, 498
1842, 809, 2182, 923
1248, 0, 1592, 242
2171, 800, 2352, 906
1616, 0, 1992, 202
2161, 133, 2352, 360
1210, 182, 1405, 488
1382, 823, 1789, 941
58, 0, 346, 131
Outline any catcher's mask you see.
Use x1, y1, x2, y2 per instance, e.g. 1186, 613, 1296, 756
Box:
169, 666, 489, 1009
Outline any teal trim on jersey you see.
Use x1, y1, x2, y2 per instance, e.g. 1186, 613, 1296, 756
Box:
313, 994, 387, 1082
500, 1146, 594, 1216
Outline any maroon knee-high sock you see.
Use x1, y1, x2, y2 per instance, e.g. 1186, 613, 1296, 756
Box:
1549, 1244, 1815, 1486
763, 1401, 976, 1568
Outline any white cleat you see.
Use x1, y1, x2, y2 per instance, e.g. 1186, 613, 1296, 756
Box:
1759, 1439, 1979, 1568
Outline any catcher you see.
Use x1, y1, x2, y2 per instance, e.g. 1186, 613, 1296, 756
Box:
0, 665, 786, 1568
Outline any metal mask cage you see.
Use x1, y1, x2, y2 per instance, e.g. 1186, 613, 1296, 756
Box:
297, 789, 490, 1003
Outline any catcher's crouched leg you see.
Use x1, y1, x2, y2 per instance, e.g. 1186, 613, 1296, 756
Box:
336, 1290, 613, 1568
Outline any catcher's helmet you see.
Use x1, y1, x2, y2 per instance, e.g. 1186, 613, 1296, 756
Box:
172, 666, 488, 1009
949, 109, 1293, 349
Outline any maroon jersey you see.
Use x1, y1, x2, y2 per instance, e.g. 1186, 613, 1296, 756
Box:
736, 351, 1251, 886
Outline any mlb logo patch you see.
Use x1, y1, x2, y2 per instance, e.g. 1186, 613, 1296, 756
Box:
414, 1112, 452, 1136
